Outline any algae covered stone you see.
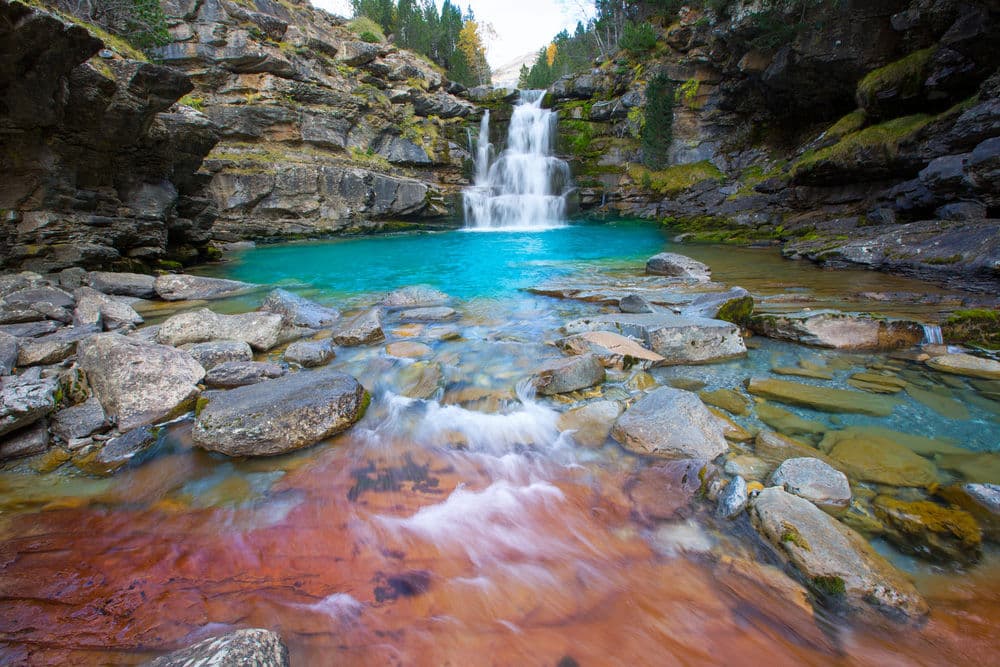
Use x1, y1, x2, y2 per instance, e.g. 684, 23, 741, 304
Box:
872, 495, 982, 564
746, 377, 899, 416
822, 429, 939, 487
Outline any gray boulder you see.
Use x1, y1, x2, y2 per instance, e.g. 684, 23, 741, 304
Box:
0, 420, 50, 461
332, 308, 384, 346
72, 287, 143, 331
612, 387, 729, 460
750, 487, 928, 619
205, 361, 287, 389
619, 294, 653, 313
770, 457, 852, 510
681, 287, 754, 323
260, 289, 340, 328
157, 309, 284, 351
78, 333, 205, 431
532, 353, 606, 395
84, 271, 156, 298
0, 374, 58, 436
75, 425, 160, 476
381, 285, 449, 309
646, 253, 711, 280
749, 311, 924, 350
16, 325, 98, 367
193, 368, 368, 456
144, 629, 289, 667
51, 397, 107, 442
185, 340, 254, 370
284, 339, 335, 367
154, 274, 256, 301
717, 475, 749, 519
0, 331, 17, 375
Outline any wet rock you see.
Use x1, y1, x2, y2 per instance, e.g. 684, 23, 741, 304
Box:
557, 331, 664, 370
0, 420, 49, 461
564, 313, 746, 365
847, 371, 908, 393
755, 402, 827, 437
558, 400, 623, 447
700, 388, 751, 416
74, 425, 160, 475
926, 353, 1000, 379
532, 353, 605, 395
753, 430, 839, 470
770, 457, 851, 510
709, 408, 753, 443
872, 495, 982, 564
821, 429, 939, 487
332, 308, 384, 346
772, 365, 835, 381
144, 628, 289, 667
398, 306, 456, 322
78, 333, 205, 432
385, 341, 431, 358
938, 483, 1000, 540
681, 287, 754, 324
381, 285, 450, 309
284, 339, 335, 367
50, 397, 107, 442
0, 374, 58, 437
154, 274, 256, 301
193, 368, 368, 457
746, 377, 899, 416
612, 387, 728, 460
0, 331, 18, 375
396, 361, 443, 399
184, 340, 254, 370
158, 309, 284, 351
260, 288, 340, 328
645, 252, 711, 281
750, 311, 924, 350
84, 271, 156, 298
750, 487, 928, 620
619, 294, 653, 313
626, 458, 707, 521
724, 454, 772, 481
717, 475, 749, 519
205, 361, 287, 389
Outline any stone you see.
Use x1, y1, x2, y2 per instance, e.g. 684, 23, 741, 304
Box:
396, 361, 443, 399
699, 388, 751, 416
157, 309, 284, 351
332, 308, 384, 346
84, 271, 156, 298
73, 288, 144, 331
381, 285, 450, 309
822, 429, 940, 487
872, 495, 982, 564
770, 457, 851, 510
708, 407, 753, 442
0, 420, 49, 461
717, 475, 748, 519
284, 339, 335, 367
563, 313, 746, 365
847, 372, 907, 393
750, 311, 924, 350
50, 397, 107, 442
205, 361, 287, 389
77, 333, 205, 432
385, 341, 432, 358
74, 425, 161, 476
619, 294, 653, 313
145, 628, 289, 667
750, 487, 928, 620
612, 387, 729, 460
0, 374, 58, 437
260, 289, 340, 328
681, 287, 754, 324
154, 274, 255, 301
724, 454, 772, 481
16, 325, 97, 367
398, 306, 456, 322
626, 459, 707, 521
937, 483, 1000, 540
557, 331, 665, 370
558, 400, 623, 447
772, 365, 834, 380
0, 321, 60, 338
926, 353, 1000, 380
645, 252, 711, 280
745, 377, 900, 416
192, 368, 368, 457
185, 340, 254, 370
0, 331, 18, 375
532, 353, 606, 396
754, 430, 840, 471
755, 402, 827, 437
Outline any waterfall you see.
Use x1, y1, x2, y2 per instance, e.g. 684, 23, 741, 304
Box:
463, 90, 572, 230
922, 324, 944, 345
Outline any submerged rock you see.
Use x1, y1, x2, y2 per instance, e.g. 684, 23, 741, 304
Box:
770, 457, 851, 510
78, 333, 205, 432
205, 361, 287, 389
821, 429, 940, 487
746, 377, 899, 416
75, 425, 160, 476
558, 400, 623, 447
193, 368, 368, 456
872, 495, 982, 564
332, 308, 384, 346
626, 458, 707, 521
612, 387, 728, 460
398, 306, 457, 322
158, 309, 284, 351
937, 483, 1000, 540
700, 388, 751, 416
755, 402, 828, 438
385, 341, 432, 358
926, 352, 1000, 379
154, 274, 256, 301
145, 628, 289, 667
260, 288, 340, 328
532, 353, 606, 395
645, 252, 711, 281
750, 487, 928, 620
381, 285, 450, 309
749, 311, 924, 350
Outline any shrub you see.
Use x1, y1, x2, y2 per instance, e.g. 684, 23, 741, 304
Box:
359, 31, 380, 43
348, 16, 386, 42
620, 21, 657, 55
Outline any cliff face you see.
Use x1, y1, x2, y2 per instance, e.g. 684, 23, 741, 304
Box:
0, 0, 221, 273
548, 0, 1000, 290
153, 0, 477, 241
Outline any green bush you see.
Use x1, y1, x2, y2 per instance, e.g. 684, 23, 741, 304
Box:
620, 21, 657, 55
347, 16, 386, 42
359, 31, 380, 43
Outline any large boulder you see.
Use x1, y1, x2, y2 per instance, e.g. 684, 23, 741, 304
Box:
645, 252, 711, 280
284, 339, 335, 367
331, 308, 384, 346
564, 313, 746, 365
145, 628, 289, 667
157, 309, 284, 351
750, 487, 928, 620
73, 287, 144, 331
531, 353, 606, 395
260, 288, 340, 328
78, 333, 205, 431
612, 387, 729, 460
84, 272, 156, 298
750, 311, 924, 350
154, 274, 256, 301
770, 457, 851, 510
0, 374, 58, 437
193, 368, 368, 456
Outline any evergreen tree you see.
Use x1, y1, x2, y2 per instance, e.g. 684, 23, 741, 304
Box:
641, 72, 674, 169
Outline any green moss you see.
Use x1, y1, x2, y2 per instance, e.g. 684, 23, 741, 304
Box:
178, 95, 205, 112
780, 522, 812, 551
348, 146, 392, 172
715, 296, 754, 326
558, 119, 599, 157
195, 396, 210, 417
347, 16, 385, 42
628, 161, 724, 196
856, 47, 935, 111
826, 109, 867, 141
731, 160, 787, 198
925, 254, 964, 265
675, 78, 701, 108
810, 575, 846, 596
942, 308, 1000, 349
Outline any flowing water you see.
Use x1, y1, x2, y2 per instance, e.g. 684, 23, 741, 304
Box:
463, 91, 572, 229
2, 221, 999, 664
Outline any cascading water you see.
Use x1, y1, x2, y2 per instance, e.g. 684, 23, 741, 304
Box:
463, 90, 572, 229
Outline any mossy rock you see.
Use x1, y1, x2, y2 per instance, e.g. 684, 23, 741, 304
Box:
856, 48, 936, 119
941, 309, 1000, 349
627, 161, 724, 196
872, 495, 982, 564
715, 295, 754, 325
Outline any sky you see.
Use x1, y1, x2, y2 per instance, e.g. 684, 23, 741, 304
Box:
312, 0, 589, 67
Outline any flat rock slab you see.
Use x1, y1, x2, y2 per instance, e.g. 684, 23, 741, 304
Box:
84, 271, 156, 298
558, 330, 665, 370
78, 333, 205, 432
386, 341, 432, 358
926, 353, 1000, 379
0, 374, 58, 437
205, 361, 287, 389
158, 308, 284, 351
746, 377, 900, 416
145, 629, 289, 667
821, 430, 940, 487
612, 387, 728, 460
750, 487, 928, 620
750, 311, 924, 350
563, 313, 746, 365
770, 457, 851, 509
193, 368, 368, 456
398, 306, 457, 322
646, 252, 711, 280
332, 308, 384, 346
51, 397, 107, 442
260, 288, 340, 328
154, 274, 256, 301
16, 325, 98, 367
532, 353, 606, 395
381, 285, 450, 308
0, 419, 49, 461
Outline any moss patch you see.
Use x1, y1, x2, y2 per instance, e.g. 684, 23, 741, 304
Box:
810, 575, 846, 596
826, 109, 867, 141
780, 521, 812, 551
942, 309, 1000, 349
856, 47, 935, 113
715, 295, 755, 325
628, 160, 724, 196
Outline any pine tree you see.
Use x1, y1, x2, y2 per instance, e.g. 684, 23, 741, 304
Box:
641, 72, 674, 169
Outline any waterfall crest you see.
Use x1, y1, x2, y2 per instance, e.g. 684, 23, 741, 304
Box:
463, 90, 572, 230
